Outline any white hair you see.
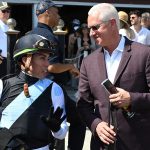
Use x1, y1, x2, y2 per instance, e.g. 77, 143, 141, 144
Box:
88, 3, 120, 30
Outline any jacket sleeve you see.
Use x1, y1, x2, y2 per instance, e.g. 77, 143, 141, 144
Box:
51, 83, 68, 139
77, 60, 101, 135
130, 48, 150, 111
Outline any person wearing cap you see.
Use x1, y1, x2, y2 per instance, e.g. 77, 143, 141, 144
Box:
129, 10, 150, 46
28, 0, 86, 150
29, 0, 79, 76
0, 2, 11, 77
0, 34, 68, 150
67, 19, 81, 58
118, 11, 135, 40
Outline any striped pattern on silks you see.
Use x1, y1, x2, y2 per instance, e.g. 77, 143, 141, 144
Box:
0, 78, 52, 129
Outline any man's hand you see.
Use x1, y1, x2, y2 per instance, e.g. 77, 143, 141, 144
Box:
96, 121, 116, 145
40, 106, 66, 132
69, 64, 80, 77
109, 87, 131, 109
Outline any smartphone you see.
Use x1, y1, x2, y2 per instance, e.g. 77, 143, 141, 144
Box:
101, 79, 118, 94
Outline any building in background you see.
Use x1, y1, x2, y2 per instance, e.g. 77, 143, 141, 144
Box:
6, 0, 150, 35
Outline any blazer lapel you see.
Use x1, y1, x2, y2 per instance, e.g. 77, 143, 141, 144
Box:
97, 48, 108, 82
114, 38, 132, 84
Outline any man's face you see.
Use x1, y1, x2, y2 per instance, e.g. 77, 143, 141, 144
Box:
88, 14, 113, 47
130, 14, 140, 26
0, 9, 10, 23
24, 51, 50, 79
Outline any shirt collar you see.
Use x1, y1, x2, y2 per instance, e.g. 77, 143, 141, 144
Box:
37, 22, 53, 33
104, 36, 125, 53
116, 36, 125, 52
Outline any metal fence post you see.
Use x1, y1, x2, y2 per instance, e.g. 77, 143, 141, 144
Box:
6, 18, 20, 75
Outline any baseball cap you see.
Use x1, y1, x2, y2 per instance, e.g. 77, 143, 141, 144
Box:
36, 0, 56, 16
72, 19, 81, 32
0, 2, 9, 10
72, 19, 80, 26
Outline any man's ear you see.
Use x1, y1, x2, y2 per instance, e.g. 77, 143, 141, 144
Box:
110, 19, 117, 26
45, 10, 51, 17
19, 56, 27, 70
20, 54, 32, 72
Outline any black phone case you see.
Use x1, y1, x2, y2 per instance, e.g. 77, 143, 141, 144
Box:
101, 79, 118, 94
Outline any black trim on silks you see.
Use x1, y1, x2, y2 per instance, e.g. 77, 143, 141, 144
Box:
0, 128, 14, 150
6, 137, 30, 150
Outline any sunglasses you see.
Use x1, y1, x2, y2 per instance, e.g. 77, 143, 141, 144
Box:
130, 17, 136, 19
89, 21, 108, 31
1, 9, 11, 13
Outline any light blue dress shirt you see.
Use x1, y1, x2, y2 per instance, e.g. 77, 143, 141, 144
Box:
104, 36, 125, 83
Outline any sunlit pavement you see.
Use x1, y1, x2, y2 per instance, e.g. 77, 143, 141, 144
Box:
65, 126, 91, 150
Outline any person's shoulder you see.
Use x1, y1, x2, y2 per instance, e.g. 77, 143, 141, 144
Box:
69, 33, 75, 37
49, 80, 63, 92
1, 73, 17, 81
141, 26, 150, 31
130, 40, 150, 54
43, 78, 60, 87
1, 74, 18, 88
83, 48, 101, 63
29, 28, 55, 42
44, 77, 62, 89
119, 29, 127, 37
28, 27, 47, 35
141, 26, 150, 34
88, 48, 100, 56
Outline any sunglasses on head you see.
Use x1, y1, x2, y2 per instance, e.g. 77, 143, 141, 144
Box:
1, 9, 11, 13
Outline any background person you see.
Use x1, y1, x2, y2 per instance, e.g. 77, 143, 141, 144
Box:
0, 2, 11, 78
76, 23, 96, 69
67, 19, 81, 58
129, 10, 150, 46
141, 12, 150, 30
118, 11, 135, 40
77, 3, 150, 150
0, 34, 68, 150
